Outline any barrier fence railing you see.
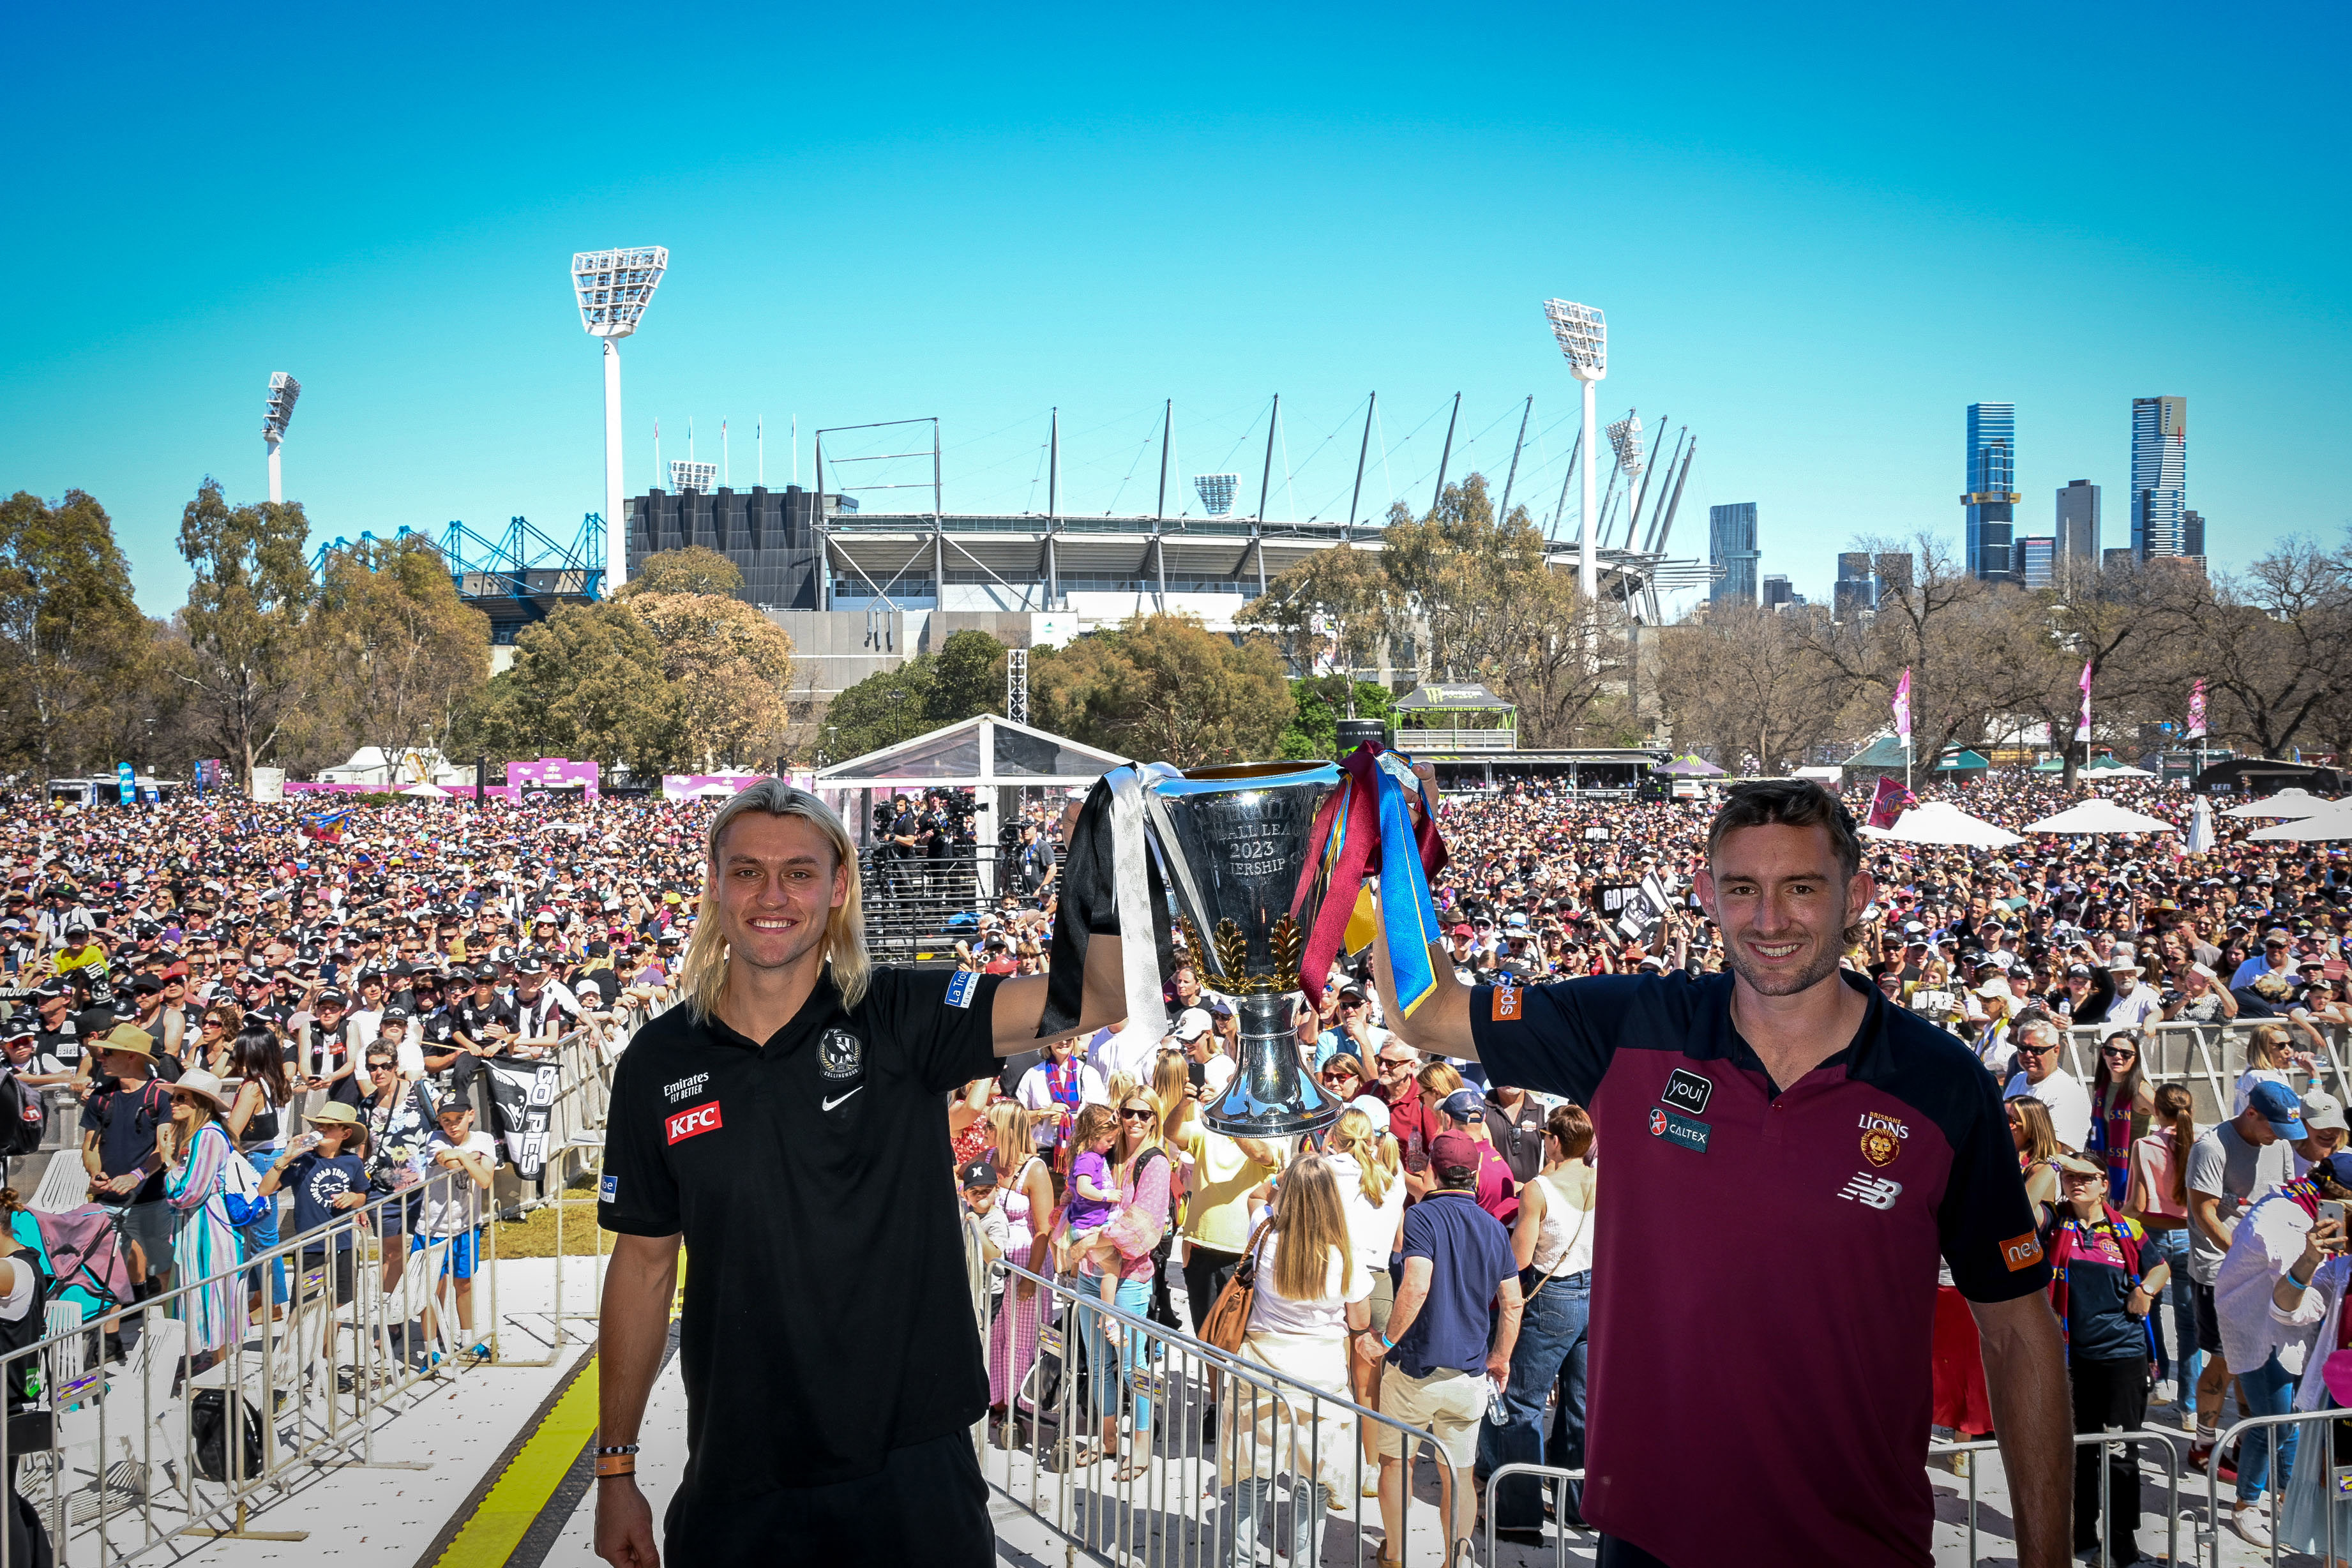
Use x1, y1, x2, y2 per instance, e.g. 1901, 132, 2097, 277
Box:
1926, 1428, 2186, 1568
970, 1243, 1493, 1568
0, 1014, 635, 1564
2060, 1019, 2352, 1124
2203, 1406, 2352, 1568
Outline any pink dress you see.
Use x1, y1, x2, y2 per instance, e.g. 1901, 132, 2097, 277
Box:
989, 1156, 1047, 1408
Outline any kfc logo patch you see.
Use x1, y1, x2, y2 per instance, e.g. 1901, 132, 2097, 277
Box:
666, 1102, 724, 1144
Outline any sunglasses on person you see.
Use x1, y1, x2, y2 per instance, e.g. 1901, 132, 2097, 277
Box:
2014, 1044, 2058, 1058
1119, 1106, 1156, 1122
1322, 1066, 1359, 1082
1377, 1056, 1415, 1073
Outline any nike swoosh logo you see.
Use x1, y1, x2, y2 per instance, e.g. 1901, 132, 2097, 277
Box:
820, 1088, 864, 1112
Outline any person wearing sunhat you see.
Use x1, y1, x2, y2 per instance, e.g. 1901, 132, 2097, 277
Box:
257, 1100, 370, 1311
160, 1069, 248, 1364
79, 1023, 179, 1306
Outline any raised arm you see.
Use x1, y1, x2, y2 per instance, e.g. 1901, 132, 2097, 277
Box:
987, 935, 1127, 1055
1369, 893, 1477, 1062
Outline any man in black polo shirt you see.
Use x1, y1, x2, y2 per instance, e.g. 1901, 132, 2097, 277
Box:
1371, 777, 2070, 1568
595, 781, 1124, 1568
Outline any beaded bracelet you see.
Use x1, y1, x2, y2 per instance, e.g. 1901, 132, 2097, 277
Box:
595, 1444, 640, 1457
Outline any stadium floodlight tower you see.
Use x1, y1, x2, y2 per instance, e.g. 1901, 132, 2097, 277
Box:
1543, 299, 1608, 603
571, 246, 668, 591
1195, 473, 1240, 516
261, 373, 301, 504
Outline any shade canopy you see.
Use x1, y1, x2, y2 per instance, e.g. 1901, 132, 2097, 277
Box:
1882, 801, 2024, 848
2222, 787, 2335, 820
396, 781, 452, 798
2081, 759, 2155, 779
2247, 805, 2352, 841
1655, 755, 1725, 777
693, 781, 741, 797
815, 713, 1127, 789
1393, 682, 1514, 714
2021, 797, 2178, 834
2185, 795, 2216, 854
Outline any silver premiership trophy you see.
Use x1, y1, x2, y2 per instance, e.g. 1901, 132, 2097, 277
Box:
1142, 760, 1345, 1138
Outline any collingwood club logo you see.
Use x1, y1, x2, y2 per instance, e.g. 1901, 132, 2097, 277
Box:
817, 1029, 863, 1081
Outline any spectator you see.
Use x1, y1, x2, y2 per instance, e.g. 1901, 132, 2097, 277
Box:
981, 1103, 1053, 1440
2186, 1083, 2298, 1475
1061, 1092, 1171, 1481
2232, 1023, 2315, 1115
1323, 1104, 1405, 1489
160, 1067, 249, 1370
1434, 1087, 1519, 1227
361, 1044, 437, 1311
1359, 1131, 1522, 1568
2084, 1025, 2156, 1205
2044, 1152, 2168, 1565
1219, 1153, 1371, 1565
2212, 1154, 2340, 1548
1479, 1082, 1548, 1185
1014, 1032, 1106, 1180
1172, 1110, 1280, 1436
1482, 1103, 1597, 1542
259, 1101, 371, 1320
79, 1024, 177, 1325
2004, 1016, 2092, 1150
2124, 1082, 2199, 1405
411, 1092, 499, 1361
2006, 1094, 2065, 1225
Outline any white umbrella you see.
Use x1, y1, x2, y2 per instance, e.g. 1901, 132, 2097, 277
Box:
1885, 801, 2025, 848
2222, 787, 2335, 820
693, 781, 741, 798
2247, 805, 2352, 841
2184, 795, 2215, 854
2081, 760, 2155, 779
2021, 797, 2179, 834
398, 781, 452, 798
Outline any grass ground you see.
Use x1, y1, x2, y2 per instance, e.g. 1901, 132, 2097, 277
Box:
490, 1176, 611, 1258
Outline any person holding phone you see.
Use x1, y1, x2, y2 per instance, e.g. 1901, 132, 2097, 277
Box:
2045, 1153, 2169, 1565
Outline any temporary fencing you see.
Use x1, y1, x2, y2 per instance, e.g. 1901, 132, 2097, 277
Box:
0, 1020, 628, 1564
2062, 1018, 2352, 1125
970, 1243, 1502, 1567
1927, 1427, 2187, 1567
2203, 1406, 2352, 1568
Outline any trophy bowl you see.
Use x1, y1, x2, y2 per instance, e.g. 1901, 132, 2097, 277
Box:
1143, 760, 1345, 1139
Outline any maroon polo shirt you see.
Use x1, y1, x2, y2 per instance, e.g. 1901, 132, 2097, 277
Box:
1472, 969, 2047, 1568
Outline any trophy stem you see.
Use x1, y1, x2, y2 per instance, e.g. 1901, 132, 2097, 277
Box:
1203, 992, 1341, 1140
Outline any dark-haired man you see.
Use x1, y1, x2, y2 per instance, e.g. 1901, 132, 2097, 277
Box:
1372, 776, 2069, 1568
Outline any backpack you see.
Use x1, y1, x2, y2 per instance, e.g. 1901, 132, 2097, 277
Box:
216, 1142, 269, 1228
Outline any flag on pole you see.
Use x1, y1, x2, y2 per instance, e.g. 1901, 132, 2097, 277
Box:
1866, 775, 1916, 831
2075, 661, 2094, 743
1892, 668, 1912, 739
2186, 679, 2207, 741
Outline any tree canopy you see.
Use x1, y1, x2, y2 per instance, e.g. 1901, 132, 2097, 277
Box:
1031, 614, 1292, 768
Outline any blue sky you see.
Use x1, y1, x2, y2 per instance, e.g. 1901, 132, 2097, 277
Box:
6, 1, 2346, 615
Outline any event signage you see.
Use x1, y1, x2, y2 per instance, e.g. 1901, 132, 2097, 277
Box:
482, 1057, 562, 1180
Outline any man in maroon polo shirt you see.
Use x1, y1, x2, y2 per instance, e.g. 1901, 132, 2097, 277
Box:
1372, 778, 2069, 1568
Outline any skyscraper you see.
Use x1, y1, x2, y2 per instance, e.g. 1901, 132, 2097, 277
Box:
2181, 509, 2206, 560
1963, 403, 2021, 585
1834, 552, 1874, 620
2018, 536, 2055, 590
2054, 479, 2099, 588
1709, 502, 1760, 606
2130, 396, 2187, 559
1761, 575, 1794, 609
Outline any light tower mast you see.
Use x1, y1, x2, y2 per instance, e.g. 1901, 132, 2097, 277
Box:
571, 247, 668, 592
261, 373, 301, 504
1543, 299, 1608, 604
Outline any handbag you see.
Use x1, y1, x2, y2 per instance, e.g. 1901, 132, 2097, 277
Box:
1198, 1217, 1275, 1353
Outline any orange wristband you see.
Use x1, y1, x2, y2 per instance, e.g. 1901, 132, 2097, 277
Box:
594, 1455, 637, 1479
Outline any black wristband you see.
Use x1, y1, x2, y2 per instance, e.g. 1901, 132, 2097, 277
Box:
594, 1443, 640, 1456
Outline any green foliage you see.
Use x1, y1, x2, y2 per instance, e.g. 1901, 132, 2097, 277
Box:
313, 532, 491, 777
819, 629, 1006, 763
1278, 677, 1398, 760
1030, 614, 1293, 767
619, 547, 743, 600
175, 479, 315, 782
0, 489, 149, 778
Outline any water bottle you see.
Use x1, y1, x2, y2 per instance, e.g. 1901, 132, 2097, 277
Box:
1483, 1374, 1507, 1425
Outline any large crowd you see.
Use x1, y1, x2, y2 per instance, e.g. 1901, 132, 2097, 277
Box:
6, 769, 2351, 1562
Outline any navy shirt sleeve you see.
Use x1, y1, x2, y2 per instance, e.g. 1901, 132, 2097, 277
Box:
866, 968, 1006, 1096
598, 1036, 682, 1238
1469, 974, 1661, 1104
1939, 1062, 2053, 1301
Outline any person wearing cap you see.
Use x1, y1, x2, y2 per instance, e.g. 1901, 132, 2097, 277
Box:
1357, 1127, 1522, 1567
1435, 1086, 1519, 1227
411, 1091, 499, 1362
50, 922, 107, 979
2209, 1092, 2346, 1549
1, 1023, 72, 1089
79, 1023, 179, 1310
444, 965, 518, 1096
2043, 1150, 2169, 1566
1371, 777, 2065, 1567
2229, 931, 2303, 997
294, 986, 362, 1110
594, 781, 1135, 1567
510, 954, 579, 1060
1484, 1103, 1599, 1542
959, 1156, 1012, 1313
2003, 1016, 2093, 1151
160, 1069, 248, 1365
259, 1101, 370, 1313
2184, 1082, 2299, 1481
2099, 957, 2164, 1037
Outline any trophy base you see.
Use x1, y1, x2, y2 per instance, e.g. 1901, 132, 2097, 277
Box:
1201, 997, 1341, 1140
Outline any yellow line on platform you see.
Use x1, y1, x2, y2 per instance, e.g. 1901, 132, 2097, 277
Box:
430, 1353, 601, 1568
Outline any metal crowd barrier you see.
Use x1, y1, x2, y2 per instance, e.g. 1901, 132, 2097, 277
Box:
970, 1244, 1493, 1568
1927, 1428, 2185, 1567
2203, 1406, 2352, 1568
2060, 1018, 2352, 1126
0, 1166, 522, 1565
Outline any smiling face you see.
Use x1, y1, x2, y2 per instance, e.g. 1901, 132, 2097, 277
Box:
1696, 823, 1874, 1000
712, 813, 848, 979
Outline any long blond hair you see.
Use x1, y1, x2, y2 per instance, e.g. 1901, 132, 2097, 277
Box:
2248, 1024, 2293, 1071
1269, 1154, 1350, 1304
986, 1101, 1036, 1182
1325, 1106, 1394, 1208
682, 780, 872, 1018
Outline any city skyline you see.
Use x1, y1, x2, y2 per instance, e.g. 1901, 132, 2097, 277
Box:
4, 2, 2344, 619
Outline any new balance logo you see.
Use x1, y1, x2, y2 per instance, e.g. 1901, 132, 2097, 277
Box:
1836, 1173, 1903, 1210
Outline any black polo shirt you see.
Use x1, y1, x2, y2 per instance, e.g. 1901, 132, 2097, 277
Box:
599, 964, 1002, 1491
